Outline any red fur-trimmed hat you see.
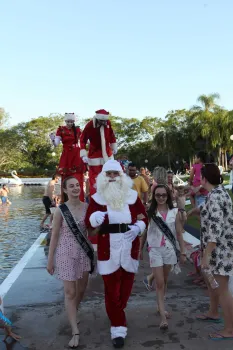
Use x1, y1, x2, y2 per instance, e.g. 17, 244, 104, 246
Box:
94, 109, 110, 120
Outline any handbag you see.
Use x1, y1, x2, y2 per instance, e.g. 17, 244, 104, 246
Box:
59, 204, 95, 274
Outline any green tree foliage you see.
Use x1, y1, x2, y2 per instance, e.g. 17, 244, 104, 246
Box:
0, 114, 63, 172
1, 93, 233, 174
16, 114, 64, 168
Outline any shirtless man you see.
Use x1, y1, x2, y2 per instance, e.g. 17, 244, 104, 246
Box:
0, 185, 9, 205
40, 174, 60, 228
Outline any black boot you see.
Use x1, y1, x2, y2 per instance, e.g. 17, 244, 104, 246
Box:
112, 337, 124, 348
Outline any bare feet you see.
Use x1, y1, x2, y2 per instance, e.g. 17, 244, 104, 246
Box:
68, 333, 79, 348
4, 329, 21, 341
157, 309, 171, 319
159, 320, 168, 330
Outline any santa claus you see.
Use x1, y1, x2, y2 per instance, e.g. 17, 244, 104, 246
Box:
85, 160, 148, 348
80, 109, 117, 196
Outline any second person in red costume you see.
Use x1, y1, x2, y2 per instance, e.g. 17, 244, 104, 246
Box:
50, 113, 85, 201
80, 109, 117, 196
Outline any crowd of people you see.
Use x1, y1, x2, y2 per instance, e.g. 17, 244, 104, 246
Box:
42, 154, 233, 348
2, 109, 233, 348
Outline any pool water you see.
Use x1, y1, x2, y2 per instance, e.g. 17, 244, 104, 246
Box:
0, 180, 54, 284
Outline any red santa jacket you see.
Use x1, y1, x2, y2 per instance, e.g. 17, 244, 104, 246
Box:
80, 120, 117, 166
85, 190, 148, 274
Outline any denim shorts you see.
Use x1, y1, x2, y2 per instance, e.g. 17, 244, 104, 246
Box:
1, 196, 7, 204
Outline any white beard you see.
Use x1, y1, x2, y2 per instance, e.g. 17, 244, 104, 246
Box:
96, 173, 133, 210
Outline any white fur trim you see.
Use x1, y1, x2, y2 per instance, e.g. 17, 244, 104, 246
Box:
87, 156, 114, 166
102, 160, 122, 173
80, 149, 87, 158
100, 125, 109, 163
98, 258, 120, 275
96, 205, 140, 275
94, 114, 109, 120
111, 326, 127, 339
54, 136, 61, 146
98, 258, 139, 275
92, 189, 137, 205
107, 205, 132, 224
64, 113, 76, 121
135, 220, 146, 233
98, 232, 139, 275
110, 143, 117, 151
121, 257, 139, 273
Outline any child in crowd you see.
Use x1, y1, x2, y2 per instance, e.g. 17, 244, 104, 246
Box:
45, 195, 61, 246
49, 195, 61, 228
0, 296, 21, 341
189, 151, 208, 208
0, 185, 11, 205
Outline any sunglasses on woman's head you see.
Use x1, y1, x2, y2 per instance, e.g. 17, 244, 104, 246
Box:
155, 194, 167, 198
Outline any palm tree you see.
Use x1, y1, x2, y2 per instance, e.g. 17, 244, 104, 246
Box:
195, 93, 220, 112
190, 93, 221, 159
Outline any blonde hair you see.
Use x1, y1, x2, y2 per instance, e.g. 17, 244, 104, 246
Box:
153, 167, 168, 185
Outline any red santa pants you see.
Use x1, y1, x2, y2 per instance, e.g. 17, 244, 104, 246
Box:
102, 268, 135, 327
61, 173, 84, 202
89, 165, 103, 195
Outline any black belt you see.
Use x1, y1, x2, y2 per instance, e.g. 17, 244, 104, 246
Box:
99, 223, 131, 234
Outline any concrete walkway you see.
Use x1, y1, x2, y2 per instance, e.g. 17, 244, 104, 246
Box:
1, 245, 233, 350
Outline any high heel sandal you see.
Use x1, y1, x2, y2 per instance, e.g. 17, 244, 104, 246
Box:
68, 333, 80, 348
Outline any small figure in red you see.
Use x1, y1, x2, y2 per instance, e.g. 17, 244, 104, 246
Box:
80, 109, 117, 196
50, 113, 85, 201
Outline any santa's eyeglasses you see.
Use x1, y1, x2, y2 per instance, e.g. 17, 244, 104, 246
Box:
106, 171, 120, 176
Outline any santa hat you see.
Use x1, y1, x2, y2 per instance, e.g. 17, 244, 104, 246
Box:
64, 113, 76, 121
102, 160, 123, 173
94, 109, 110, 121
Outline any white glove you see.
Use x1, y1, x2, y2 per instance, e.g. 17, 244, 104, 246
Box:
90, 211, 106, 228
113, 148, 118, 155
49, 133, 55, 142
82, 156, 89, 164
124, 225, 140, 242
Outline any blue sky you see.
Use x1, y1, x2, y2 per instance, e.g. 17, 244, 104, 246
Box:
0, 0, 232, 125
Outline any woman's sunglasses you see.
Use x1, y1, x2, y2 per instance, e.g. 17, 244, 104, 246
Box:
155, 194, 167, 198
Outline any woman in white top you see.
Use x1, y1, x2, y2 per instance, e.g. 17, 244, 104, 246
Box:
145, 184, 186, 330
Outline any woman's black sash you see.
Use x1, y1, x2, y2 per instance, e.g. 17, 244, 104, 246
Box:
60, 204, 95, 274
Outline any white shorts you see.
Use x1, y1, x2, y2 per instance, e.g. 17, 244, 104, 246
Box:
149, 246, 177, 268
